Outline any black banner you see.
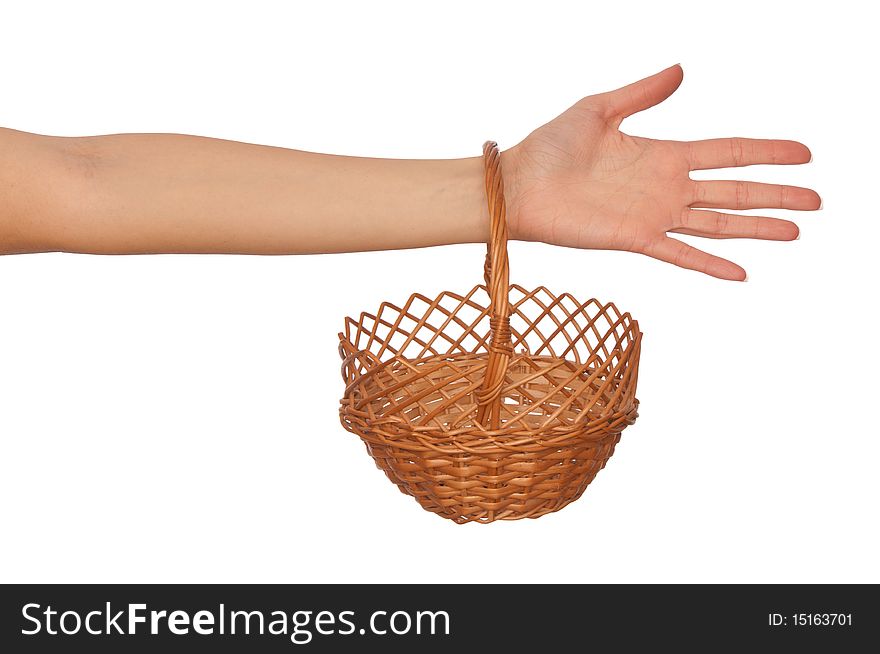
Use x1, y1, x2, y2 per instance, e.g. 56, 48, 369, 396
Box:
1, 584, 875, 652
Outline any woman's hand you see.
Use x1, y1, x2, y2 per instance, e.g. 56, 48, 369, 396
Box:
502, 65, 820, 280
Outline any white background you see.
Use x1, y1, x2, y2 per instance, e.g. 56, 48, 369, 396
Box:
1, 0, 876, 583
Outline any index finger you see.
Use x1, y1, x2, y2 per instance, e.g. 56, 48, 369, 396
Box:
686, 138, 812, 170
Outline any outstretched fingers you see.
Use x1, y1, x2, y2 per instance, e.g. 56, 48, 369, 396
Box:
673, 209, 800, 240
644, 236, 747, 281
686, 138, 811, 170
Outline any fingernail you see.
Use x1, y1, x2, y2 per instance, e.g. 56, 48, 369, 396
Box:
794, 232, 801, 240
742, 273, 749, 282
818, 198, 824, 210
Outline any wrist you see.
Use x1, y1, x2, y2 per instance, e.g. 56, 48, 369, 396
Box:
498, 143, 525, 241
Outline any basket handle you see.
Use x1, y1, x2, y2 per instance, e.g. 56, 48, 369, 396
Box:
475, 141, 512, 429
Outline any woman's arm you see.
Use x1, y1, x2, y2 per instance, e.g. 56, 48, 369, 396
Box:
0, 65, 820, 279
0, 128, 490, 255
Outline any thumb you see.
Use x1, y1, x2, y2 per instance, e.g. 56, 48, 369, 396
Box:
593, 64, 684, 123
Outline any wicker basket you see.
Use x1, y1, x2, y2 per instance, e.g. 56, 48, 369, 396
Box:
338, 141, 642, 523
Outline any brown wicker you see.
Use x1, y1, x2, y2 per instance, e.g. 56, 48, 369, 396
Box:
338, 141, 643, 523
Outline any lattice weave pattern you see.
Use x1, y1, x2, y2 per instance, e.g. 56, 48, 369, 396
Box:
338, 142, 642, 523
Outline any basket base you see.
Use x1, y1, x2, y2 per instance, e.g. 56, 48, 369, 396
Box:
362, 433, 621, 523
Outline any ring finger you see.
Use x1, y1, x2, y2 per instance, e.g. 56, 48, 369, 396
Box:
673, 209, 799, 240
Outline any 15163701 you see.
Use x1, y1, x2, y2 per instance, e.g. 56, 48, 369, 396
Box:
769, 613, 853, 627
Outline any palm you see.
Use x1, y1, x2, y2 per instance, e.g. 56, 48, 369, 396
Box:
508, 116, 686, 252
502, 65, 820, 280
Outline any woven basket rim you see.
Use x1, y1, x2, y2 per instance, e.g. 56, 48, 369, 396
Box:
341, 403, 639, 452
340, 283, 637, 333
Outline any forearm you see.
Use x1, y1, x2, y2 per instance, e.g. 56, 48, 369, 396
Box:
0, 128, 491, 255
